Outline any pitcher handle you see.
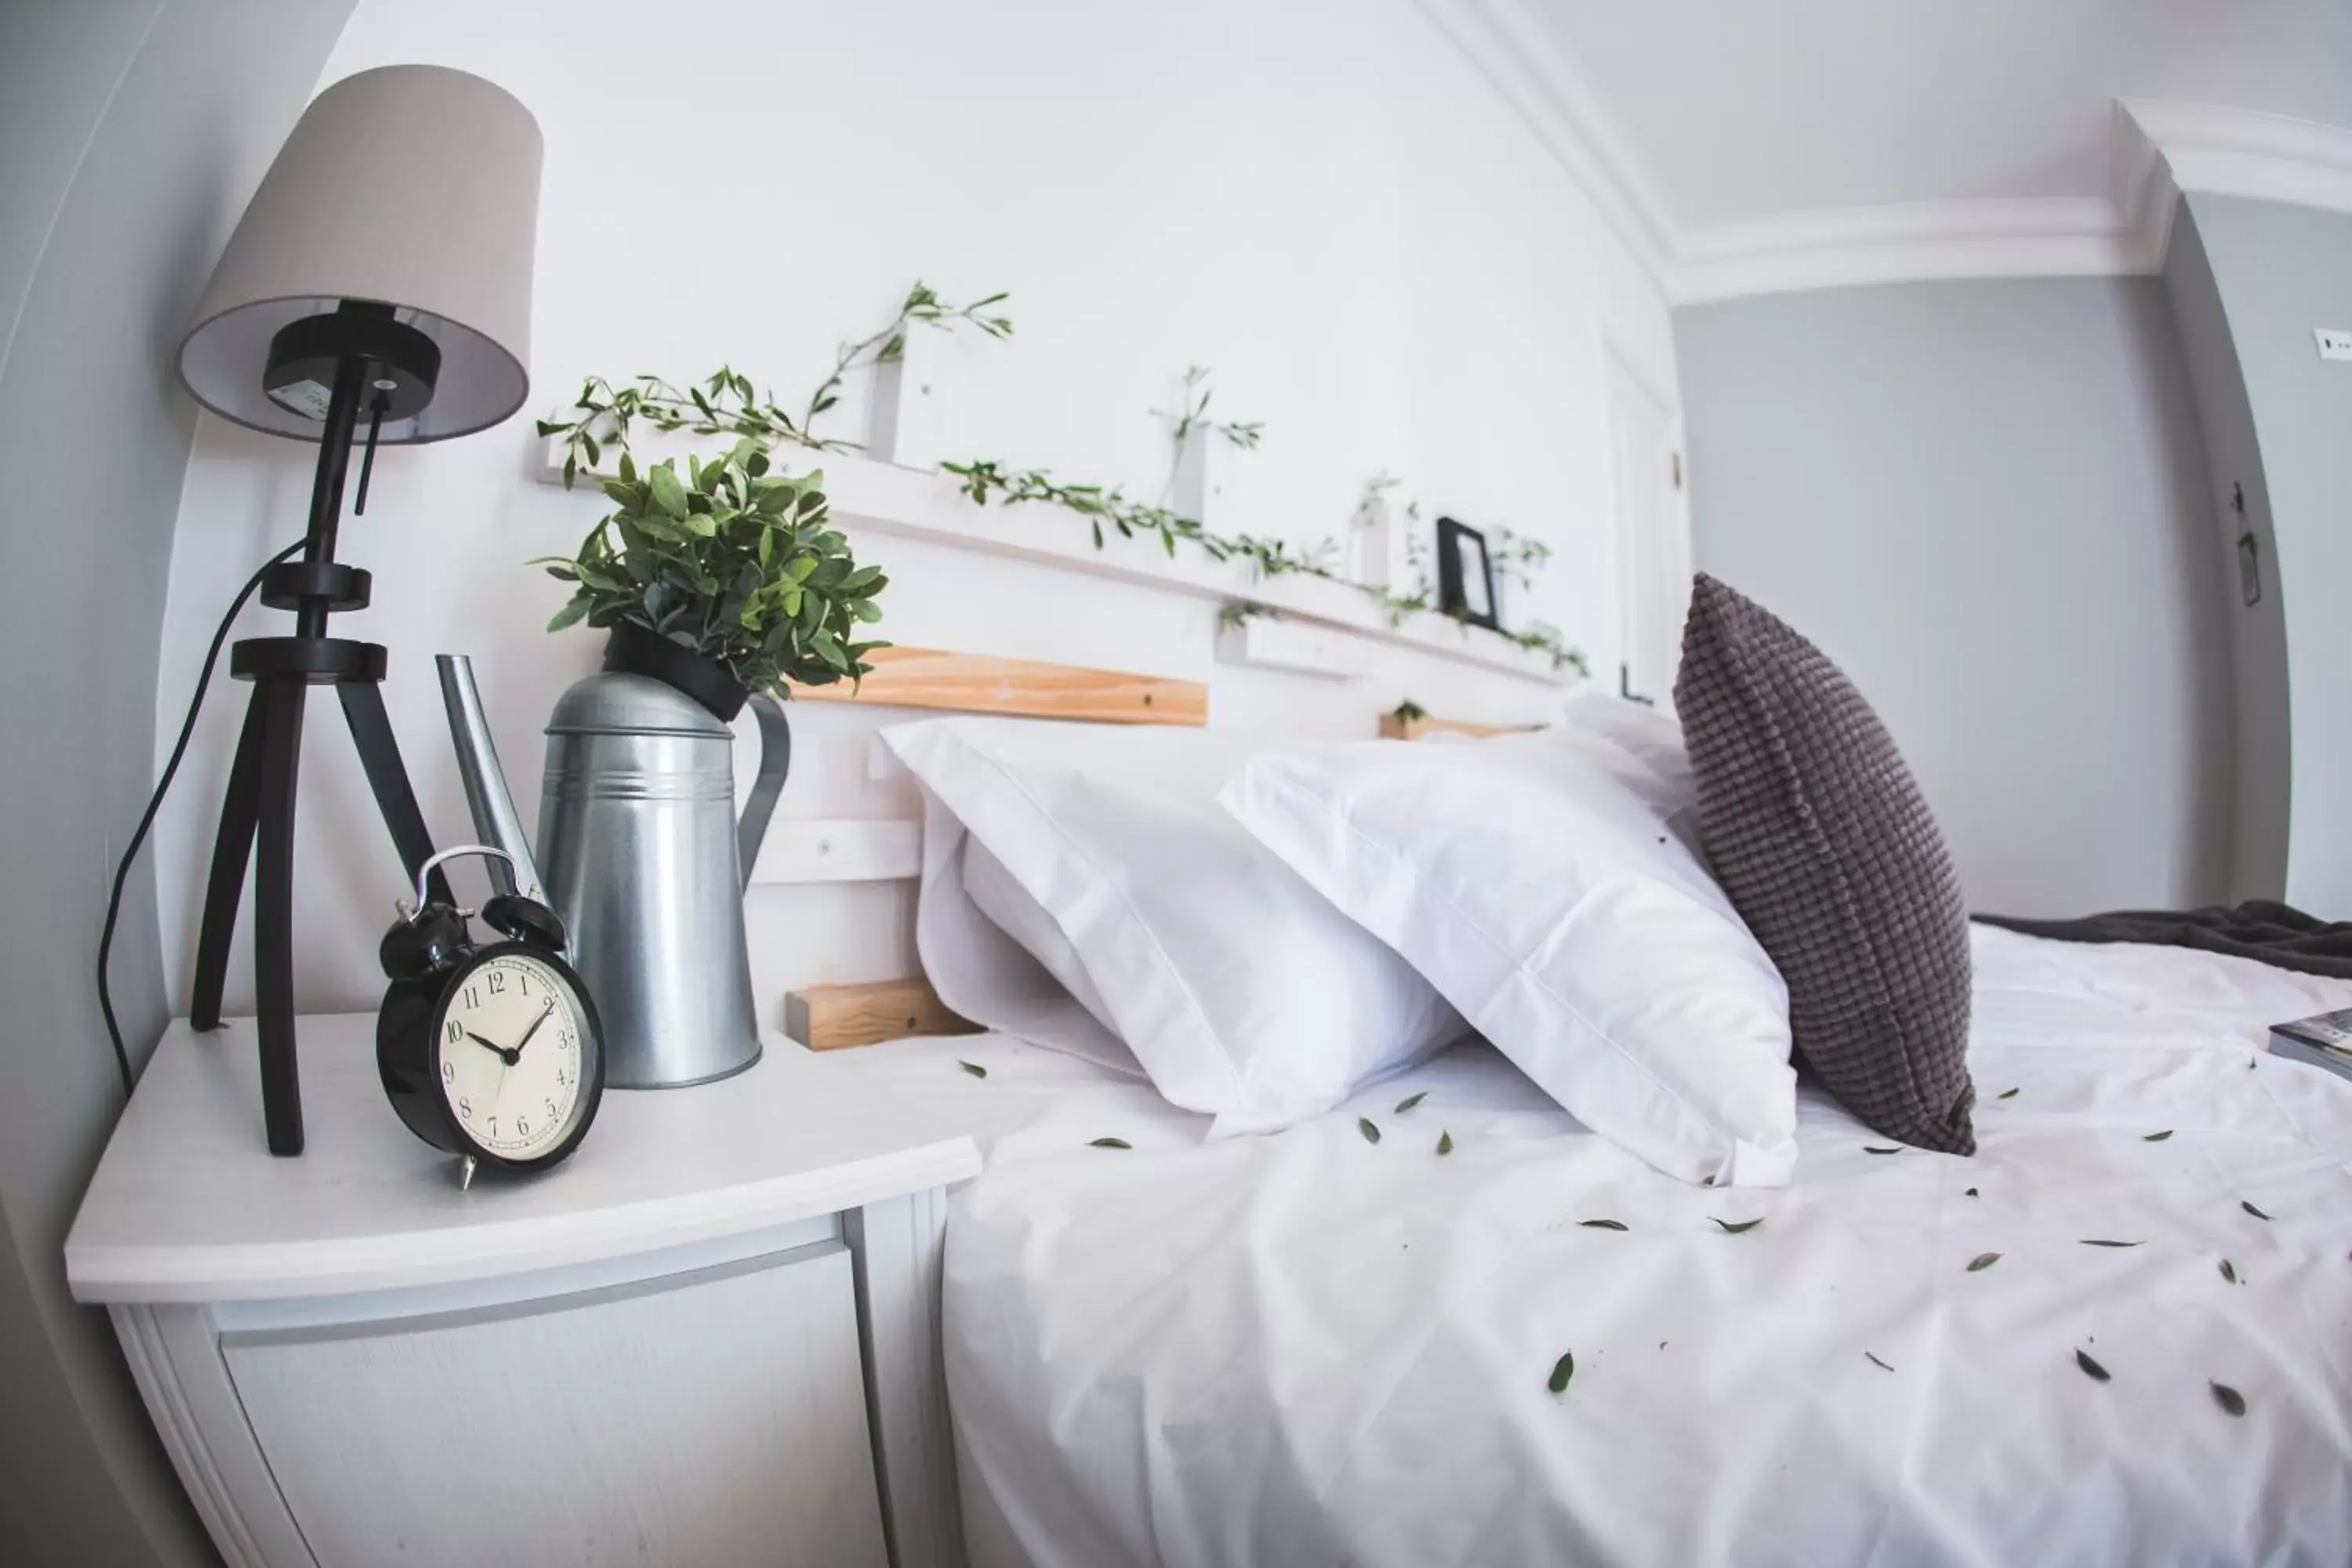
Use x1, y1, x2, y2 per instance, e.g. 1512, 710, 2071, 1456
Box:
737, 692, 792, 888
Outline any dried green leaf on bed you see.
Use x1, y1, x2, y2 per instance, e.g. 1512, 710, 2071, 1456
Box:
2142, 1130, 2173, 1142
1088, 1137, 1132, 1149
1436, 1131, 1454, 1156
1578, 1219, 1629, 1232
1394, 1091, 1427, 1114
1547, 1351, 1575, 1395
1711, 1217, 1763, 1235
958, 1060, 987, 1079
2078, 1239, 2143, 1248
1862, 1145, 1902, 1155
1964, 1187, 1980, 1198
1864, 1352, 1894, 1372
1997, 1087, 2020, 1100
2209, 1381, 2246, 1417
2074, 1348, 2111, 1382
2219, 1258, 2240, 1284
1966, 1252, 2002, 1272
1358, 1117, 1381, 1145
2241, 1200, 2274, 1221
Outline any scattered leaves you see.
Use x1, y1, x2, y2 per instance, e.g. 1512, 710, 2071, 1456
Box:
1394, 1091, 1427, 1114
2142, 1130, 2174, 1143
2078, 1240, 2144, 1249
2242, 1200, 2274, 1221
2075, 1348, 2111, 1383
1865, 1352, 1894, 1373
2219, 1258, 2239, 1285
1547, 1351, 1576, 1395
1578, 1219, 1629, 1232
1863, 1145, 1903, 1155
1712, 1217, 1764, 1235
2210, 1381, 2246, 1417
958, 1060, 987, 1079
1436, 1131, 1454, 1156
1997, 1087, 2020, 1100
1088, 1137, 1132, 1150
1966, 1252, 2002, 1272
1358, 1117, 1382, 1145
1964, 1187, 1980, 1198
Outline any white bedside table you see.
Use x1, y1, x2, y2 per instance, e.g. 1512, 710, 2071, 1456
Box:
67, 1014, 981, 1568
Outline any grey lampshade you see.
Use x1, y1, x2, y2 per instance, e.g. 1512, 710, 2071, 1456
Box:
179, 64, 542, 445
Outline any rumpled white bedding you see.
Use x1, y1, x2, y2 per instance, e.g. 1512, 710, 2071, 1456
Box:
847, 927, 2352, 1567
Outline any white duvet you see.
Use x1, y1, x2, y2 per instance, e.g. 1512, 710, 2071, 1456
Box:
848, 927, 2352, 1567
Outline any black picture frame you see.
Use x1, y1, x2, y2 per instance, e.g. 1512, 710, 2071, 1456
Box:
1436, 515, 1499, 630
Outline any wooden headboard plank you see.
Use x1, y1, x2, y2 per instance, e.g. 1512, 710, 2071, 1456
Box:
794, 646, 1206, 728
1380, 713, 1540, 741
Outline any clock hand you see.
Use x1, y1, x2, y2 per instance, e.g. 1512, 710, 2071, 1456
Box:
507, 997, 557, 1057
466, 1030, 520, 1066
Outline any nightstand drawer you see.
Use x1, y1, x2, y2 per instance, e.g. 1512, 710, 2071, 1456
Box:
220, 1240, 886, 1568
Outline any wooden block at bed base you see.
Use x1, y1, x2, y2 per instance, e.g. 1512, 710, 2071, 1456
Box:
785, 978, 981, 1051
1379, 713, 1540, 741
792, 645, 1207, 727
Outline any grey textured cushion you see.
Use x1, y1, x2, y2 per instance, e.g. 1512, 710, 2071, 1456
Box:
1675, 575, 1976, 1153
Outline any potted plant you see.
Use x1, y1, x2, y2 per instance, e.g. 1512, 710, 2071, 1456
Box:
536, 437, 887, 716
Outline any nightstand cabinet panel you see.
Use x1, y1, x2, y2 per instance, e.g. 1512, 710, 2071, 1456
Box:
220, 1242, 887, 1568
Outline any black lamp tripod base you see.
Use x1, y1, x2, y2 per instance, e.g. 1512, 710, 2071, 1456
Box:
188, 303, 450, 1156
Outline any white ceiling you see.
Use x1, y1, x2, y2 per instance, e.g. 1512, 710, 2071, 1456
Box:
1531, 0, 2352, 229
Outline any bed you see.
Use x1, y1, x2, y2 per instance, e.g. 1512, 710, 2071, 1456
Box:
848, 924, 2352, 1566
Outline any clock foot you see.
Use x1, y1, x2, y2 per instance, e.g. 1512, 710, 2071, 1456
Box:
459, 1156, 477, 1191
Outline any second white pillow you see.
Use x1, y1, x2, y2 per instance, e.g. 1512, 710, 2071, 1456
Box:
1220, 725, 1798, 1186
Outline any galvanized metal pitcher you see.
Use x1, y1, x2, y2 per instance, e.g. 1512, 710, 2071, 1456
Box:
437, 636, 787, 1088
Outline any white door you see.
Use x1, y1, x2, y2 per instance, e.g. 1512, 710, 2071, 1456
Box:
1607, 350, 1691, 710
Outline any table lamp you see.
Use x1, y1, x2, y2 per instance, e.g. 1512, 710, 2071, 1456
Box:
175, 64, 542, 1156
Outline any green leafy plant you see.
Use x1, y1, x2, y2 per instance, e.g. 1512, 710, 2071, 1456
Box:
1163, 365, 1264, 452
535, 439, 887, 698
535, 281, 1014, 476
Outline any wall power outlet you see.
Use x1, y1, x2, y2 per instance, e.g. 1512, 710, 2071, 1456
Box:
2318, 327, 2352, 363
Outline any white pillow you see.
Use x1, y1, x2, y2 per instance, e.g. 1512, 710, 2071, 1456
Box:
1220, 727, 1798, 1185
879, 717, 1465, 1134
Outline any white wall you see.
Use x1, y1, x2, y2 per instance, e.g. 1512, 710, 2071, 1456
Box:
2175, 194, 2352, 917
1677, 276, 2234, 917
0, 2, 354, 1562
153, 0, 1675, 1024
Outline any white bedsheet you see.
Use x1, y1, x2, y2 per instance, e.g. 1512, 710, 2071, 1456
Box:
848, 927, 2352, 1566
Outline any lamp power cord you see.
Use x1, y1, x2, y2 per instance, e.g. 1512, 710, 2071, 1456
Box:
96, 539, 304, 1098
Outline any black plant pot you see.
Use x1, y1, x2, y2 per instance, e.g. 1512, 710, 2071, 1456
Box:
601, 619, 750, 721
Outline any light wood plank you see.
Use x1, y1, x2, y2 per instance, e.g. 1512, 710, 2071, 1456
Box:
786, 978, 979, 1052
1379, 713, 1541, 741
793, 645, 1206, 727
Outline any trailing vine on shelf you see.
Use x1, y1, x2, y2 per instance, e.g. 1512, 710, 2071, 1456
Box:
534, 279, 1586, 677
536, 281, 1014, 481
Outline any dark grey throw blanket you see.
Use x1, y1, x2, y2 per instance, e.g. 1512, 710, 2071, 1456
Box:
1974, 901, 2352, 981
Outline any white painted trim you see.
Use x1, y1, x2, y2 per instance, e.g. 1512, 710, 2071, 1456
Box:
1414, 0, 2352, 309
750, 819, 921, 887
1671, 198, 2147, 306
538, 436, 1579, 688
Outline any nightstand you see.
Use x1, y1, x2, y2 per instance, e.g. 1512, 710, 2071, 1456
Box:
67, 1014, 981, 1568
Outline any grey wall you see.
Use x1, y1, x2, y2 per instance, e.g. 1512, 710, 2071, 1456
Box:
2175, 195, 2352, 917
0, 2, 353, 1562
1676, 277, 2233, 917
2159, 201, 2293, 904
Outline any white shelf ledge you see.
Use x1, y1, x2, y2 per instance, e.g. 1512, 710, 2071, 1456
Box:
536, 436, 1578, 688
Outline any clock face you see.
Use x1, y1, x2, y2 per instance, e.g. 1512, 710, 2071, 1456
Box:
430, 951, 594, 1164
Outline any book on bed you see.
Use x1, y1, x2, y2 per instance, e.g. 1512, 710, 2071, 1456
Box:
2270, 1007, 2352, 1079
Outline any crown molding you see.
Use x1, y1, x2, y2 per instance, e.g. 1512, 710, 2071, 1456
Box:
1670, 198, 2146, 306
1410, 6, 2352, 308
1411, 0, 1680, 276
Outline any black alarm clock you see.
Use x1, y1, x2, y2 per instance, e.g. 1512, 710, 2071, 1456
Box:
376, 846, 605, 1185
